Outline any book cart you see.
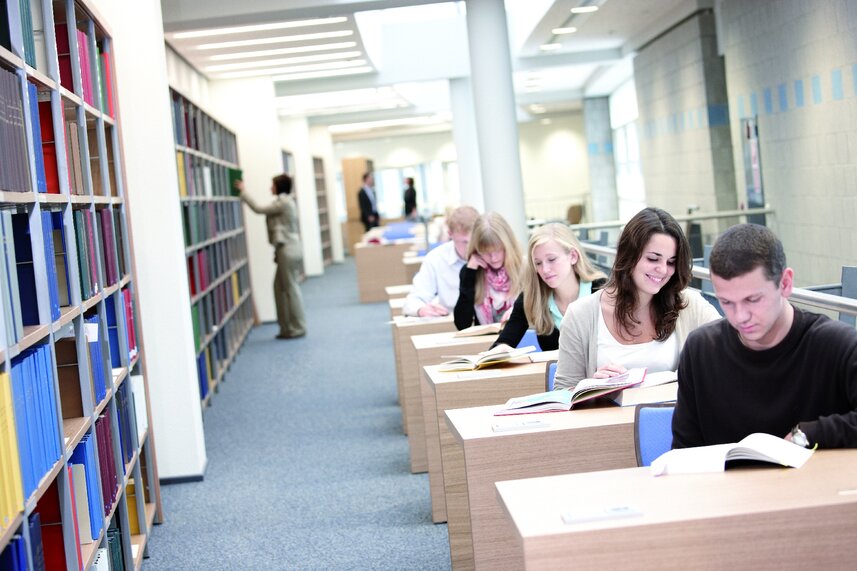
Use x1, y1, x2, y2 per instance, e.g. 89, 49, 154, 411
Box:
1, 0, 162, 569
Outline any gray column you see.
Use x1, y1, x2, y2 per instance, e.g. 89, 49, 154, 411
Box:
583, 97, 619, 222
465, 0, 527, 245
449, 77, 484, 212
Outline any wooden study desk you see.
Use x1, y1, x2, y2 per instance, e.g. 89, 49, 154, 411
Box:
407, 332, 494, 478
420, 359, 545, 527
445, 404, 636, 571
354, 241, 415, 302
388, 296, 405, 319
385, 284, 412, 299
390, 315, 456, 448
496, 449, 857, 571
402, 255, 424, 285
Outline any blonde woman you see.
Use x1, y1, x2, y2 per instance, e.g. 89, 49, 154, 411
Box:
453, 212, 523, 329
490, 223, 606, 352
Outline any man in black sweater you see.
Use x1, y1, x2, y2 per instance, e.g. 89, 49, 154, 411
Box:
673, 224, 857, 449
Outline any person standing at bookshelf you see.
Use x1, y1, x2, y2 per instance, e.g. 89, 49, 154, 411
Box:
402, 177, 418, 220
235, 175, 306, 339
358, 172, 380, 231
672, 223, 857, 449
402, 205, 479, 317
454, 212, 523, 329
488, 223, 607, 352
553, 207, 720, 389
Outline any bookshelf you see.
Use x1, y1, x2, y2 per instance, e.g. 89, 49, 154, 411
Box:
313, 157, 332, 266
168, 87, 255, 408
1, 0, 162, 569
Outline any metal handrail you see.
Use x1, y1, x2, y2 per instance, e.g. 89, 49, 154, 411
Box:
566, 205, 775, 232
578, 242, 857, 318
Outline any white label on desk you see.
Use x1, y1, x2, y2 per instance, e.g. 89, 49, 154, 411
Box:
561, 505, 643, 525
492, 418, 550, 432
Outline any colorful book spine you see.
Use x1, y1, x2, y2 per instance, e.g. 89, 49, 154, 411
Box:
26, 83, 47, 193
40, 211, 61, 321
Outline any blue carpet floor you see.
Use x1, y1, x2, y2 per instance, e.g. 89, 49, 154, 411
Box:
144, 259, 450, 570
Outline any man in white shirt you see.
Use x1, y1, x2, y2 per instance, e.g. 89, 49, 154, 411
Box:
402, 205, 479, 317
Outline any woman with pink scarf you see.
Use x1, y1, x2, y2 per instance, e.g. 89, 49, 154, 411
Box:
453, 212, 523, 329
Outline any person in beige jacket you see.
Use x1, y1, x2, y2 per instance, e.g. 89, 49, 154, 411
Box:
236, 174, 306, 339
554, 207, 721, 390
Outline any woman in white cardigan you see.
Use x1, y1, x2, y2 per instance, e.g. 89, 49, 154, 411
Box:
554, 207, 721, 390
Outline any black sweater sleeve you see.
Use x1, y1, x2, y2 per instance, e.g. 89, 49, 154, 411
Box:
492, 293, 528, 348
454, 265, 479, 330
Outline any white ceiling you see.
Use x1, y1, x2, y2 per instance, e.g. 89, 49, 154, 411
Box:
161, 0, 710, 138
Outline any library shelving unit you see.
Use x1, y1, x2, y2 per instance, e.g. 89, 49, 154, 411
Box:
341, 156, 374, 254
168, 87, 255, 409
313, 157, 333, 266
1, 0, 163, 569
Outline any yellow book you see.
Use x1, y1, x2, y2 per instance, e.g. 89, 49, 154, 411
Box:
0, 371, 24, 526
231, 273, 240, 304
126, 479, 140, 535
176, 151, 187, 197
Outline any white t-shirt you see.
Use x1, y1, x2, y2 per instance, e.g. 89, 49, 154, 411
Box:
595, 308, 679, 373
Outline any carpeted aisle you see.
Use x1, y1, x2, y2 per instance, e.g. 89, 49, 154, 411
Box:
144, 258, 450, 570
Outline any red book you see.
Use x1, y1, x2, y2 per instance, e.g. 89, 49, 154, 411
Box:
55, 23, 74, 91
37, 481, 68, 571
187, 256, 197, 296
123, 289, 137, 356
66, 466, 83, 570
37, 96, 60, 193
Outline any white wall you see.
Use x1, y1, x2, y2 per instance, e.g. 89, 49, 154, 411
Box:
91, 0, 207, 479
331, 114, 590, 221
207, 78, 282, 323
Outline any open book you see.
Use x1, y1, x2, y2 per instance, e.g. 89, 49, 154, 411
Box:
438, 345, 536, 372
453, 323, 503, 337
493, 368, 646, 415
608, 370, 677, 407
650, 432, 815, 476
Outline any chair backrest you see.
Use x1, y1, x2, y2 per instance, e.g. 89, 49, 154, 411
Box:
634, 403, 676, 467
517, 329, 542, 351
545, 360, 557, 391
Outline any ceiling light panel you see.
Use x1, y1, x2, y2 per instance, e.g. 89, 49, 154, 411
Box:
215, 59, 367, 80
197, 30, 354, 51
205, 51, 363, 72
208, 42, 358, 61
171, 17, 349, 39
272, 66, 375, 82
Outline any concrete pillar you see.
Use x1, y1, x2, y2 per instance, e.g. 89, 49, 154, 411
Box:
583, 97, 619, 222
465, 0, 528, 244
449, 77, 484, 212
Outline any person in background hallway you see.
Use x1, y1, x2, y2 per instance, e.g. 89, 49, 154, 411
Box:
672, 223, 857, 449
358, 172, 380, 231
235, 174, 306, 339
554, 207, 720, 389
454, 212, 523, 329
489, 223, 607, 352
402, 205, 480, 317
403, 177, 417, 220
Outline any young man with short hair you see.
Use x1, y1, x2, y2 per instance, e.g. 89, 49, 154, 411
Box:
673, 223, 857, 449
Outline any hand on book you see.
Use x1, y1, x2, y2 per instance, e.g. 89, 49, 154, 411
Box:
233, 179, 244, 194
592, 363, 628, 379
480, 343, 514, 357
418, 303, 449, 317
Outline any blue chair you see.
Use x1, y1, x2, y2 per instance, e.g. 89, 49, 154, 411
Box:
517, 329, 541, 352
634, 403, 675, 467
545, 361, 557, 391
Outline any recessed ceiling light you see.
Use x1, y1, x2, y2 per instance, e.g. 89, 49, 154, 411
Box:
172, 17, 348, 39
530, 104, 547, 114
215, 59, 367, 79
274, 66, 374, 82
198, 30, 354, 50
570, 6, 599, 14
540, 118, 552, 125
205, 51, 362, 72
539, 43, 561, 51
209, 42, 358, 61
552, 27, 577, 35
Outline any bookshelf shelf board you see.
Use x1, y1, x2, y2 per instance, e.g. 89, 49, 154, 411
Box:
62, 416, 92, 453
54, 305, 79, 330
83, 101, 101, 118
0, 191, 37, 204
190, 259, 248, 305
179, 195, 241, 204
123, 452, 138, 488
19, 324, 52, 352
93, 195, 111, 205
25, 458, 66, 514
103, 283, 120, 297
112, 366, 128, 387
38, 193, 71, 204
130, 534, 146, 570
120, 274, 131, 287
94, 387, 114, 416
110, 197, 123, 206
175, 144, 237, 168
24, 65, 56, 89
184, 227, 245, 255
82, 293, 102, 312
0, 44, 23, 67
103, 114, 115, 127
70, 194, 92, 205
145, 503, 156, 532
0, 513, 24, 551
81, 535, 100, 571
59, 85, 82, 106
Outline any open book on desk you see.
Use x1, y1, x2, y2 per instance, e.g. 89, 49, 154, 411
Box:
454, 323, 503, 337
608, 370, 677, 406
438, 345, 536, 372
651, 432, 815, 476
494, 368, 647, 415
